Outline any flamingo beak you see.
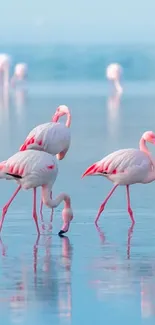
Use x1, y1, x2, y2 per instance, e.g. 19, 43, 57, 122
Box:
82, 162, 102, 178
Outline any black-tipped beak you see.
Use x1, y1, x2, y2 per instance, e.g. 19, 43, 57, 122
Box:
58, 230, 66, 237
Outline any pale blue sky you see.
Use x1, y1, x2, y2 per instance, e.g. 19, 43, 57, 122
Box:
0, 0, 155, 44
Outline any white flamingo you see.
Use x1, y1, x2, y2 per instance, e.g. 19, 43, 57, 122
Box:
0, 150, 73, 235
11, 63, 28, 86
20, 105, 71, 160
106, 63, 123, 94
82, 131, 155, 224
0, 54, 10, 88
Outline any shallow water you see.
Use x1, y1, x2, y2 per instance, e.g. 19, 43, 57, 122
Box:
0, 82, 155, 325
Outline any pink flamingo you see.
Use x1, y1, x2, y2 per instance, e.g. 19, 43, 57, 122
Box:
11, 63, 28, 86
82, 131, 155, 225
19, 105, 71, 217
0, 54, 10, 88
106, 63, 123, 94
0, 150, 73, 235
19, 105, 71, 160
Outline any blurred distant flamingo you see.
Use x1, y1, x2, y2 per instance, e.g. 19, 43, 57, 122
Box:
11, 63, 28, 86
0, 54, 10, 88
82, 131, 155, 224
0, 150, 73, 235
106, 63, 123, 94
19, 105, 71, 217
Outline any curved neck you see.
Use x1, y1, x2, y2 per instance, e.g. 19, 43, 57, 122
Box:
114, 80, 122, 94
41, 185, 70, 209
139, 137, 155, 167
139, 138, 149, 155
66, 113, 71, 127
52, 112, 71, 128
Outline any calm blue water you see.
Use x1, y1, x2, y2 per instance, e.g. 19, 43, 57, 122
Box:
0, 43, 155, 81
0, 44, 155, 325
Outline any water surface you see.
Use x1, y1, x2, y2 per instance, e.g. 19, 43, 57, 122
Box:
0, 81, 155, 325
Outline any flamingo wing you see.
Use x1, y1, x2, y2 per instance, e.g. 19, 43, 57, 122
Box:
0, 150, 58, 189
19, 123, 51, 151
100, 149, 152, 175
20, 122, 70, 155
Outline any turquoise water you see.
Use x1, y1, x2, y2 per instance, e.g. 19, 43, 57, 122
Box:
0, 44, 155, 81
0, 44, 155, 324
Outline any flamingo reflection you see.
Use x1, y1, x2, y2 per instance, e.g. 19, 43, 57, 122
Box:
107, 92, 121, 138
58, 236, 72, 319
0, 235, 73, 323
141, 275, 155, 318
90, 225, 135, 300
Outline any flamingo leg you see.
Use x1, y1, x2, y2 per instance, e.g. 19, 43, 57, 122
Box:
126, 185, 135, 224
33, 188, 40, 234
40, 200, 44, 222
0, 185, 22, 232
95, 184, 118, 225
50, 192, 54, 222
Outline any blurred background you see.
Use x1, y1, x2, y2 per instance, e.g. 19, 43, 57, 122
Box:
0, 2, 155, 325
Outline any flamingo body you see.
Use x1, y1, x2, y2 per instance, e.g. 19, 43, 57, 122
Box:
0, 54, 10, 69
0, 54, 10, 87
14, 63, 27, 79
20, 122, 70, 156
106, 63, 123, 94
20, 105, 71, 160
92, 148, 153, 185
106, 63, 122, 81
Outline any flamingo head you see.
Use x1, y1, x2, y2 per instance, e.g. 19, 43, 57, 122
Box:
56, 149, 68, 160
142, 131, 155, 144
82, 161, 103, 178
59, 204, 73, 236
52, 105, 70, 122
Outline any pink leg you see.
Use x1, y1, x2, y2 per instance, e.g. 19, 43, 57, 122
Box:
95, 184, 118, 225
0, 185, 22, 232
126, 185, 135, 224
127, 223, 135, 259
40, 200, 44, 222
50, 192, 54, 222
33, 188, 40, 234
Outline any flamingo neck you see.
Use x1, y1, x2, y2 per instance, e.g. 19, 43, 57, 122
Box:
52, 112, 71, 128
139, 137, 155, 169
66, 113, 71, 127
114, 80, 122, 94
41, 185, 71, 209
139, 138, 149, 155
3, 66, 9, 88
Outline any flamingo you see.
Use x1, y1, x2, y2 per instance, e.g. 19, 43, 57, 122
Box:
106, 63, 123, 94
0, 54, 10, 88
82, 131, 155, 225
11, 63, 28, 86
19, 105, 71, 216
0, 150, 73, 235
20, 105, 71, 160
